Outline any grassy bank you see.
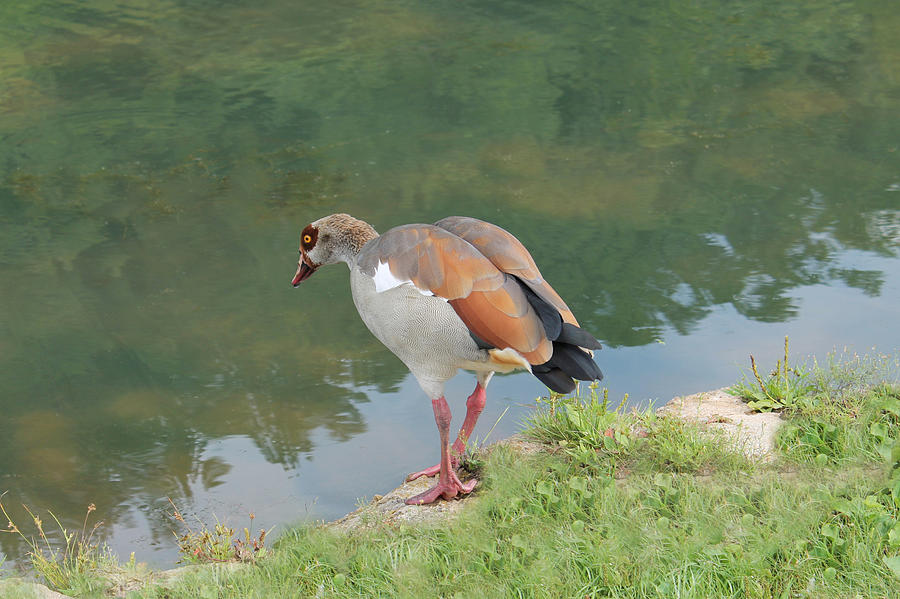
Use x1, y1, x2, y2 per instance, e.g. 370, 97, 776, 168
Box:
137, 384, 900, 599
4, 351, 900, 598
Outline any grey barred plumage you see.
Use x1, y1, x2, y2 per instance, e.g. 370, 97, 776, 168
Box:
292, 213, 603, 504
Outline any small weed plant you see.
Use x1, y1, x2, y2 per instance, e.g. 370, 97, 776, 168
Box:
526, 382, 749, 476
731, 339, 900, 466
730, 336, 815, 411
168, 498, 271, 564
458, 406, 509, 476
0, 496, 115, 594
731, 337, 898, 414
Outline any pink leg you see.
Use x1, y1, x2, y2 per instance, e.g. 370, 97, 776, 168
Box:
407, 383, 486, 482
405, 396, 478, 505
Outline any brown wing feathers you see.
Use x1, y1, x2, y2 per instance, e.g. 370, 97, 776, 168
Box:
434, 216, 580, 326
434, 217, 604, 393
360, 225, 498, 298
359, 220, 603, 393
450, 276, 553, 364
434, 216, 542, 281
359, 225, 555, 364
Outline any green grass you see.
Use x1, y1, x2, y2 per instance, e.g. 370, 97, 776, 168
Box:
9, 352, 900, 598
730, 338, 898, 415
526, 383, 750, 476
133, 451, 900, 599
130, 375, 900, 599
729, 336, 816, 411
777, 383, 900, 466
730, 342, 900, 467
0, 499, 120, 597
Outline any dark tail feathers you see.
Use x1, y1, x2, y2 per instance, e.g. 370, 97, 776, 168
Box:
533, 342, 604, 393
515, 277, 604, 394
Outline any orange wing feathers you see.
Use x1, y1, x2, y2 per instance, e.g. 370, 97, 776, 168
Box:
358, 224, 551, 363
450, 280, 553, 364
434, 217, 579, 326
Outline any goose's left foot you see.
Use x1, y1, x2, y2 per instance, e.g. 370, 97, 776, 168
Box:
405, 473, 477, 505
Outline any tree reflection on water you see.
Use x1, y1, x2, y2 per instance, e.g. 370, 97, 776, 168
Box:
1, 0, 898, 565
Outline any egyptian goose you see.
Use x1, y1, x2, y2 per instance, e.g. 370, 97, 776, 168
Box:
291, 214, 602, 504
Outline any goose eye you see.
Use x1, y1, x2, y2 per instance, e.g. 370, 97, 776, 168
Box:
303, 234, 312, 244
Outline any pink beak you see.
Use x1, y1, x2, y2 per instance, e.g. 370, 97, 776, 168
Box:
291, 259, 317, 286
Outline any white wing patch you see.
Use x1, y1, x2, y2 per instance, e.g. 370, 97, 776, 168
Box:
372, 260, 409, 292
371, 260, 447, 301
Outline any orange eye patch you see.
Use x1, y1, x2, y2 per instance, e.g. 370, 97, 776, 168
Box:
303, 234, 312, 244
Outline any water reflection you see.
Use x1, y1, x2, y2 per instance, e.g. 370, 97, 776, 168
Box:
2, 0, 899, 567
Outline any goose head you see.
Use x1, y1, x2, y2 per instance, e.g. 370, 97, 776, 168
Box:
291, 213, 378, 286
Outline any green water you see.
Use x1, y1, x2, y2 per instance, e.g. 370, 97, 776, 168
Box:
1, 0, 898, 565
